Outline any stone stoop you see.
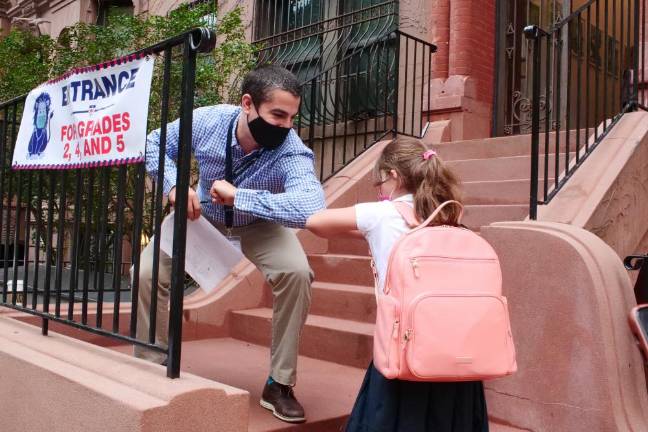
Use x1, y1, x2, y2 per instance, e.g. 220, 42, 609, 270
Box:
220, 133, 555, 430
0, 317, 249, 432
26, 132, 559, 432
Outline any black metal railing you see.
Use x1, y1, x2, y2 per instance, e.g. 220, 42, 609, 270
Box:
254, 0, 435, 180
294, 30, 435, 181
255, 1, 397, 83
0, 28, 216, 378
525, 0, 648, 219
625, 254, 648, 304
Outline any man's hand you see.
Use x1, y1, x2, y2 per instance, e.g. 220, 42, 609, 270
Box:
168, 187, 201, 221
210, 180, 237, 206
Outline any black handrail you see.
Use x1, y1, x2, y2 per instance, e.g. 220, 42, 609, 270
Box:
525, 0, 648, 219
297, 30, 435, 181
0, 27, 216, 378
625, 254, 648, 304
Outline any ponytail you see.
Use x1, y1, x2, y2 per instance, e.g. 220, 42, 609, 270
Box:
414, 159, 462, 225
374, 137, 463, 225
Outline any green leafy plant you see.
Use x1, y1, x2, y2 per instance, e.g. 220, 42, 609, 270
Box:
0, 2, 255, 272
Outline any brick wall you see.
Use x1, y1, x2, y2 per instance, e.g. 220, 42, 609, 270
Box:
448, 0, 496, 104
429, 0, 450, 79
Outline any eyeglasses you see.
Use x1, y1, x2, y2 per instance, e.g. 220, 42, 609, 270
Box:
372, 177, 389, 188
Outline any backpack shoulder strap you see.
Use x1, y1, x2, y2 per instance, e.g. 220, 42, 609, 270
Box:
392, 201, 420, 228
410, 200, 464, 233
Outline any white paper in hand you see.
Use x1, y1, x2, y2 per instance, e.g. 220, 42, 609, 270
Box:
159, 212, 244, 294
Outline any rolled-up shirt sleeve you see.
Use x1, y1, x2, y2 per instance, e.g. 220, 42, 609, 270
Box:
145, 108, 208, 195
145, 118, 180, 196
234, 149, 325, 228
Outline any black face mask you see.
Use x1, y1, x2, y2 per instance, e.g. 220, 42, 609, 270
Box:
247, 113, 291, 150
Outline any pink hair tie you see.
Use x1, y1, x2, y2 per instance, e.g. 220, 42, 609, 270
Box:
422, 149, 437, 160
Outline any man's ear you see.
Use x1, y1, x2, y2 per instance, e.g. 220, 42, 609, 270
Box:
241, 94, 253, 114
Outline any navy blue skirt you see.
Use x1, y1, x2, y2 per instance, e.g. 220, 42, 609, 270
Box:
345, 362, 489, 432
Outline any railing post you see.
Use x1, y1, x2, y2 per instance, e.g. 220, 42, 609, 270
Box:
392, 31, 400, 137
625, 255, 648, 304
524, 25, 544, 221
0, 28, 218, 378
632, 0, 641, 109
167, 28, 215, 379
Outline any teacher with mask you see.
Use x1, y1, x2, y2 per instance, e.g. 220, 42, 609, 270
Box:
134, 64, 325, 424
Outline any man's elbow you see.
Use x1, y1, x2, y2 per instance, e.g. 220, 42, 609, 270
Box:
305, 217, 324, 238
304, 211, 332, 238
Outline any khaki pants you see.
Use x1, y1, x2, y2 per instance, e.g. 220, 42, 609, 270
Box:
133, 220, 313, 386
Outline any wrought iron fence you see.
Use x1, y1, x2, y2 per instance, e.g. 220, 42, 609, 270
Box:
0, 28, 216, 378
625, 254, 648, 304
524, 0, 648, 219
254, 0, 435, 180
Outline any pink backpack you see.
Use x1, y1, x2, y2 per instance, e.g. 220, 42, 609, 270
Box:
372, 200, 517, 381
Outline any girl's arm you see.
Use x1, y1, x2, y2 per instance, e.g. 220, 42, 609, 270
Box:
305, 206, 361, 239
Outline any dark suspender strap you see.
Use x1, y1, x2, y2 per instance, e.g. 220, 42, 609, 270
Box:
224, 114, 237, 229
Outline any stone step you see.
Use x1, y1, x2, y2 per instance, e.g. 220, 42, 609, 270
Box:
111, 339, 515, 432
430, 129, 584, 161
230, 308, 374, 369
448, 153, 566, 182
112, 338, 364, 432
327, 237, 370, 256
462, 204, 528, 230
310, 282, 375, 323
464, 179, 530, 205
308, 254, 374, 286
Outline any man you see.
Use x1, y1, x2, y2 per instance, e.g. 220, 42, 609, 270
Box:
134, 65, 325, 423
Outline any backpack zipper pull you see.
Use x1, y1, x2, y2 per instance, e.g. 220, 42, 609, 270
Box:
392, 320, 400, 339
404, 329, 412, 342
410, 258, 420, 278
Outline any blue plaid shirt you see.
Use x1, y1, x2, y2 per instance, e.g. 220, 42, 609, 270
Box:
145, 104, 325, 228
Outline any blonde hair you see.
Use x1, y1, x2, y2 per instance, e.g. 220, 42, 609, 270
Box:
373, 137, 463, 225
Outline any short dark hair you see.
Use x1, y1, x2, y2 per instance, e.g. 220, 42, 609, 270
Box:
241, 64, 301, 108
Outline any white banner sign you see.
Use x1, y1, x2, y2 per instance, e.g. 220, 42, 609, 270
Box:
12, 54, 154, 170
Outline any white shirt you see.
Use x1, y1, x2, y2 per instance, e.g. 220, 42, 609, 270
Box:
355, 194, 414, 295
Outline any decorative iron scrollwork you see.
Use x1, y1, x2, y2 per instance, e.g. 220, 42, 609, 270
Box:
503, 90, 552, 135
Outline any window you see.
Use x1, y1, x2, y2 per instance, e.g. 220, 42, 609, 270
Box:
96, 0, 134, 26
254, 0, 397, 123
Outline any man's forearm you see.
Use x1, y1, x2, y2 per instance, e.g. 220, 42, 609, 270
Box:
234, 188, 325, 229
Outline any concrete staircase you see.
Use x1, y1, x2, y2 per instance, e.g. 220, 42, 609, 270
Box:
113, 133, 554, 431
209, 134, 547, 431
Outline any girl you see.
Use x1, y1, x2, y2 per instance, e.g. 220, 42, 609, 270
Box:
306, 137, 488, 432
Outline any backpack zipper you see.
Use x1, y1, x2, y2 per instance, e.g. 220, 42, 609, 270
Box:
410, 256, 496, 279
410, 258, 420, 278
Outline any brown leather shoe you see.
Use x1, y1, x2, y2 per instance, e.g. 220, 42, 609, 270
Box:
260, 380, 306, 423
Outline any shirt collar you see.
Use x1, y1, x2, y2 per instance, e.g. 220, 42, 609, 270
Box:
230, 107, 264, 158
393, 194, 414, 203
230, 108, 242, 149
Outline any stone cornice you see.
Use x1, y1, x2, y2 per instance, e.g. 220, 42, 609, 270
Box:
0, 2, 10, 20
6, 0, 51, 18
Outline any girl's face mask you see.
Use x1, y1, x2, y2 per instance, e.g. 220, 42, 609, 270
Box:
376, 174, 397, 201
377, 187, 394, 202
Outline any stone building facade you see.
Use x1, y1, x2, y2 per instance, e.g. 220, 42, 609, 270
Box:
0, 0, 497, 141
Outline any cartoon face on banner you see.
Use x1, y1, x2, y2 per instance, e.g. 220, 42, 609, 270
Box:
28, 92, 53, 158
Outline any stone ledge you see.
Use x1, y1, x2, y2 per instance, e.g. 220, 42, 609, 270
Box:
0, 317, 249, 432
482, 221, 648, 431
